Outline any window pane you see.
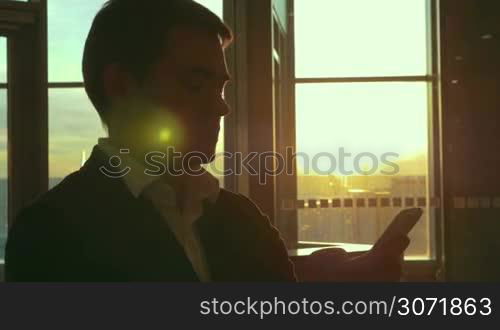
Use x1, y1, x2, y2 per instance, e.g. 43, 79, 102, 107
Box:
0, 90, 7, 261
49, 88, 106, 187
296, 82, 430, 259
195, 0, 223, 18
48, 0, 106, 82
296, 83, 428, 160
0, 37, 6, 83
295, 0, 428, 78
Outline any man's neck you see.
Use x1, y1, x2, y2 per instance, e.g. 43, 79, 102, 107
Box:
107, 135, 203, 182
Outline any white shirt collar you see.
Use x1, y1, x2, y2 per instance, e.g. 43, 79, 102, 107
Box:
97, 138, 221, 204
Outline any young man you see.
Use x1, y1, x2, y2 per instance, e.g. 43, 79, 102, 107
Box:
5, 0, 407, 282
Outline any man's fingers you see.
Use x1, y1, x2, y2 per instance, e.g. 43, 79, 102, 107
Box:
392, 235, 410, 252
305, 248, 350, 281
310, 248, 348, 258
373, 235, 410, 257
369, 255, 404, 282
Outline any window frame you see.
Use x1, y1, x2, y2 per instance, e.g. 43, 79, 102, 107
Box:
0, 0, 48, 279
221, 0, 249, 194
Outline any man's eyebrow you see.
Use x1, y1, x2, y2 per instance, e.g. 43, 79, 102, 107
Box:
187, 67, 231, 82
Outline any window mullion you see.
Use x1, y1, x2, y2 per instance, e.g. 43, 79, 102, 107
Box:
48, 82, 84, 88
295, 75, 435, 84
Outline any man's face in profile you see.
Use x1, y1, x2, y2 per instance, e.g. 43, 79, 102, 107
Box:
126, 26, 231, 163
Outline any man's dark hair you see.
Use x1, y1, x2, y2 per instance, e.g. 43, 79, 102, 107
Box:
82, 0, 233, 125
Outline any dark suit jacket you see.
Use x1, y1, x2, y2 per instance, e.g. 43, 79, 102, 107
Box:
5, 147, 297, 282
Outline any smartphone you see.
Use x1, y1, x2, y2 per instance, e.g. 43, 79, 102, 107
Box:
372, 208, 423, 251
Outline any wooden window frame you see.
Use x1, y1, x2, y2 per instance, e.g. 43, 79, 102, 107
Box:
0, 0, 48, 280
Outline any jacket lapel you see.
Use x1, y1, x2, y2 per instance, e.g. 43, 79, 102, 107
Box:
197, 192, 248, 281
81, 146, 200, 281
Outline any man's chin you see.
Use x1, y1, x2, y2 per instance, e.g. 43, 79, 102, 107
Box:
187, 145, 217, 164
200, 150, 217, 164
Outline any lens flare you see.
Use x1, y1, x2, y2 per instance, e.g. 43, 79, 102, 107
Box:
159, 129, 172, 143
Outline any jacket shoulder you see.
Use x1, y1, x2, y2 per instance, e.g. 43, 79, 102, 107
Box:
13, 170, 86, 227
215, 189, 275, 229
213, 189, 297, 281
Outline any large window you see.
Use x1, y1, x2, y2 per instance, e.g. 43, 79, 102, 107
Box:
294, 0, 433, 259
48, 0, 225, 187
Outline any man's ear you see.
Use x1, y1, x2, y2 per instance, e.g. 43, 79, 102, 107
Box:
102, 63, 136, 101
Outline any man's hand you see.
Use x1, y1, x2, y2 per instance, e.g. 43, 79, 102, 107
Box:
305, 236, 410, 282
342, 235, 410, 282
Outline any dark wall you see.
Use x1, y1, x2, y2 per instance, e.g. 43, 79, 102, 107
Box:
441, 0, 500, 281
